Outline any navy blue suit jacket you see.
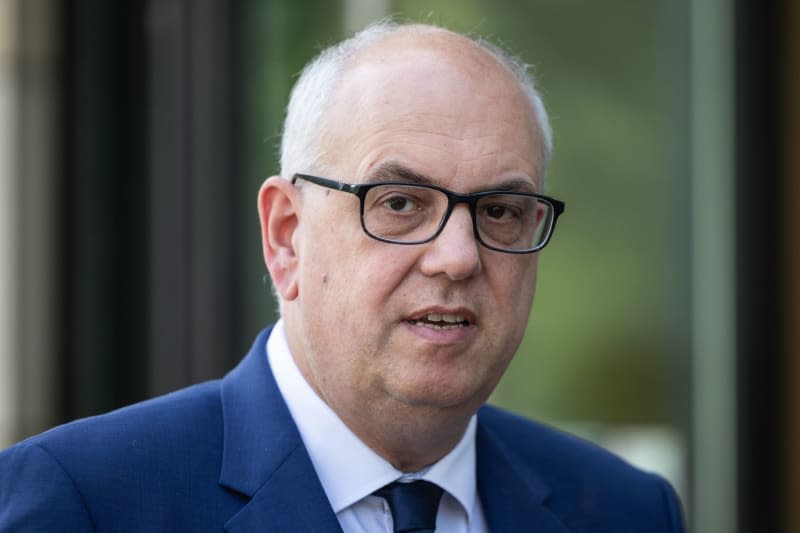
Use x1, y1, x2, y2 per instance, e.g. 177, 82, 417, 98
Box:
0, 328, 684, 532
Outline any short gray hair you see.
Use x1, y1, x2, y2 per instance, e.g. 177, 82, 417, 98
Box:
280, 20, 553, 181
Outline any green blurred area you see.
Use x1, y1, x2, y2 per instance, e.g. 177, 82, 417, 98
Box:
238, 0, 690, 428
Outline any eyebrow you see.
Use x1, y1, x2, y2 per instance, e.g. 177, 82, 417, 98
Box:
363, 161, 539, 193
363, 162, 434, 185
488, 178, 539, 193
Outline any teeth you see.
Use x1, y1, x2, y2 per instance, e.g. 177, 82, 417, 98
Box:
441, 314, 463, 323
413, 313, 468, 329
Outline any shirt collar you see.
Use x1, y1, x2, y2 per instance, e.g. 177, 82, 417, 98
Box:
267, 319, 478, 520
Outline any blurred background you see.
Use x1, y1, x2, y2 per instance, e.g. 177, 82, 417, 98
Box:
0, 0, 796, 531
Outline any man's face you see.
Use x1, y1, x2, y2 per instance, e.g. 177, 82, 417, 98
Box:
282, 35, 544, 427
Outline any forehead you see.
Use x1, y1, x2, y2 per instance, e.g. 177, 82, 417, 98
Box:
322, 30, 543, 190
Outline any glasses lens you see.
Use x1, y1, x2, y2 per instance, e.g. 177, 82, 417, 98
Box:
362, 185, 555, 252
362, 184, 448, 242
476, 193, 553, 252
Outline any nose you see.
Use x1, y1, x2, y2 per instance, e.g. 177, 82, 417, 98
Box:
418, 205, 482, 281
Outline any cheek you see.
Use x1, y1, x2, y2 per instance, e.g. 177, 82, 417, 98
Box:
299, 237, 415, 329
333, 235, 420, 293
298, 202, 358, 279
489, 258, 538, 324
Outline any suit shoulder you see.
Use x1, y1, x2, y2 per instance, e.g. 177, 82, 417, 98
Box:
479, 404, 639, 474
478, 404, 685, 531
0, 380, 250, 530
0, 438, 96, 531
4, 380, 224, 475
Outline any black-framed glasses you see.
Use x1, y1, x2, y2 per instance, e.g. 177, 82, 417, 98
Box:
292, 173, 565, 254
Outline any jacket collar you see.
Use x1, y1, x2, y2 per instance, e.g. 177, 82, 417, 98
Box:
477, 409, 571, 532
219, 327, 342, 533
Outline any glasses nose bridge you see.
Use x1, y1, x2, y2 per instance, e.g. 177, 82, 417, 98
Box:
438, 191, 479, 237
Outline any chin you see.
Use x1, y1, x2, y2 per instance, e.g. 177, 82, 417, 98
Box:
388, 377, 487, 412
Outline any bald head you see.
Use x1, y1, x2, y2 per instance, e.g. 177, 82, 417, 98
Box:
353, 24, 512, 77
280, 22, 552, 182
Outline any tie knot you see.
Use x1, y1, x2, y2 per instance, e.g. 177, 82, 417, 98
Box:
374, 480, 444, 533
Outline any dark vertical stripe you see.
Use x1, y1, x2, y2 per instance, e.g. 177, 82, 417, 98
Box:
734, 0, 786, 530
180, 0, 194, 382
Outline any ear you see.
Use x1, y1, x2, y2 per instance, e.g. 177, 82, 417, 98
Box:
258, 176, 301, 301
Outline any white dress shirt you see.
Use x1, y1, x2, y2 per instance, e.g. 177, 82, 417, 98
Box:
267, 320, 489, 533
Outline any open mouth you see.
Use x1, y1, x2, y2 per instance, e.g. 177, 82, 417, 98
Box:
406, 312, 472, 330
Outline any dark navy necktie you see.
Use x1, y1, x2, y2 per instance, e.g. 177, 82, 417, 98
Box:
374, 480, 444, 533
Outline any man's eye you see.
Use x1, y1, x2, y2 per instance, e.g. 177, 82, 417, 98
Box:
383, 196, 417, 213
485, 204, 516, 220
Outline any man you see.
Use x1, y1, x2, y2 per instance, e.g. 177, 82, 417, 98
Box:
0, 21, 684, 532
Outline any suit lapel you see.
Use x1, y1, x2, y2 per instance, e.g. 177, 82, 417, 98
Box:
223, 444, 342, 533
218, 328, 342, 533
476, 412, 572, 533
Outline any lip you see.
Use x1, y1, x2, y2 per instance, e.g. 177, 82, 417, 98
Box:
402, 306, 478, 344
